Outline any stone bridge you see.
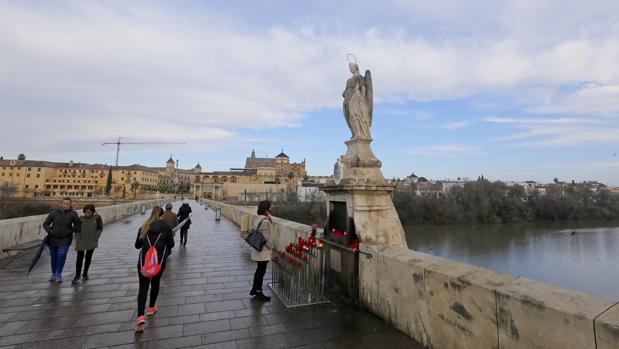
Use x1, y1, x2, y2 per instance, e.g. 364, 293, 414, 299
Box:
1, 198, 618, 348
0, 201, 419, 348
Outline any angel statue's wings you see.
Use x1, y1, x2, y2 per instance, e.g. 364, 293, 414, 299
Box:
364, 69, 373, 126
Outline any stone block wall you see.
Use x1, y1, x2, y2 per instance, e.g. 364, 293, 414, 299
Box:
201, 199, 619, 348
0, 199, 166, 256
359, 244, 619, 349
202, 199, 315, 250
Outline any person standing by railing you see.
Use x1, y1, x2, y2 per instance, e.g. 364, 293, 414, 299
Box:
73, 204, 103, 284
249, 200, 273, 301
42, 197, 80, 283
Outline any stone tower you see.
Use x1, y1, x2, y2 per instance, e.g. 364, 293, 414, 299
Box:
166, 155, 175, 176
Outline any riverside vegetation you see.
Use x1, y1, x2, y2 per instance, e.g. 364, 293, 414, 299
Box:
3, 180, 617, 225
272, 180, 619, 226
393, 180, 619, 225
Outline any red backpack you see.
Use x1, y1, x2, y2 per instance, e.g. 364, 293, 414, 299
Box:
140, 233, 166, 278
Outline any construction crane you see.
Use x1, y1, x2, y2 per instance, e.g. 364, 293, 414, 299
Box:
101, 137, 185, 196
102, 137, 185, 166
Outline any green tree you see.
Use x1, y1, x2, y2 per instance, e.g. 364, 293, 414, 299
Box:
17, 154, 26, 160
104, 166, 113, 196
131, 179, 139, 200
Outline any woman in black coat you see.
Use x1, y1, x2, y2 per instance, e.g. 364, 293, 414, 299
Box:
42, 197, 80, 282
177, 202, 192, 246
134, 206, 174, 332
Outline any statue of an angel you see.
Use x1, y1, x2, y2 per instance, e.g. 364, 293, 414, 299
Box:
343, 62, 373, 141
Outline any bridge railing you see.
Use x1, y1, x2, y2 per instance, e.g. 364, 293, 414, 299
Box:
0, 199, 167, 258
359, 244, 619, 349
202, 198, 619, 349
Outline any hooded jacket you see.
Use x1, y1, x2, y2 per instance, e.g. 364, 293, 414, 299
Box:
75, 214, 103, 251
161, 210, 179, 230
177, 203, 192, 229
43, 207, 80, 246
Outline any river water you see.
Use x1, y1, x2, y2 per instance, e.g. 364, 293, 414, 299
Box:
405, 221, 619, 300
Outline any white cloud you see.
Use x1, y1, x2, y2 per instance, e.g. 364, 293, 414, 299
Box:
485, 116, 599, 125
380, 109, 435, 120
495, 126, 619, 147
1, 1, 619, 158
440, 120, 475, 130
592, 161, 619, 169
408, 144, 483, 156
528, 84, 619, 117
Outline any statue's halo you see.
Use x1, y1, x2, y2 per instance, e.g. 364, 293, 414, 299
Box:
346, 53, 357, 64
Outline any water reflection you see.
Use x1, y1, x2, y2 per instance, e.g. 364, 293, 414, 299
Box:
405, 221, 619, 300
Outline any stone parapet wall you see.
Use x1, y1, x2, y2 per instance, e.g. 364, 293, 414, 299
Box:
202, 199, 315, 250
359, 244, 619, 349
0, 199, 167, 256
200, 199, 619, 348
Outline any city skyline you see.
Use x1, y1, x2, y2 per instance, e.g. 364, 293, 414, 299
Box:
1, 1, 618, 185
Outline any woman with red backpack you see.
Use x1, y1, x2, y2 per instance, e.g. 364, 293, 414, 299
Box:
134, 206, 175, 332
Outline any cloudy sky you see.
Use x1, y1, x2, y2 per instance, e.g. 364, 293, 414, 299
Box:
1, 0, 618, 185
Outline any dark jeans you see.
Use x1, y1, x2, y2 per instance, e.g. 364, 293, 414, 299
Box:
180, 228, 189, 244
76, 249, 94, 276
50, 244, 70, 276
252, 261, 268, 292
137, 263, 166, 317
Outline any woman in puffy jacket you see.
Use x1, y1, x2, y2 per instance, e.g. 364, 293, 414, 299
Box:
43, 197, 80, 283
72, 204, 103, 283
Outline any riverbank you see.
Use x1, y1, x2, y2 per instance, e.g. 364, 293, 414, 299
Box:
406, 220, 619, 300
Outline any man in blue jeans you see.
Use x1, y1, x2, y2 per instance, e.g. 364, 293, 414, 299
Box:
43, 197, 80, 282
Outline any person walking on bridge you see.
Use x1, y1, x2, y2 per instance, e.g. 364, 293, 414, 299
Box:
177, 201, 192, 246
161, 203, 179, 231
72, 204, 103, 284
134, 206, 174, 332
43, 197, 80, 283
249, 200, 273, 301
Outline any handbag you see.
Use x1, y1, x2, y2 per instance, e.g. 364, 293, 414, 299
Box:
244, 218, 268, 251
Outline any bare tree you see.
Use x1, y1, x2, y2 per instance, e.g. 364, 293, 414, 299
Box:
0, 182, 16, 197
0, 182, 17, 218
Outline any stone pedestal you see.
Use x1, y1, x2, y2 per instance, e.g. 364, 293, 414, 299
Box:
322, 183, 407, 247
323, 138, 408, 248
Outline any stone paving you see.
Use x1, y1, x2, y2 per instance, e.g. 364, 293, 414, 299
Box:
0, 201, 422, 348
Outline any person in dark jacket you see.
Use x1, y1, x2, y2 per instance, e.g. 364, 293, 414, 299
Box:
43, 197, 80, 282
134, 206, 174, 332
176, 202, 192, 246
73, 204, 103, 283
160, 203, 179, 231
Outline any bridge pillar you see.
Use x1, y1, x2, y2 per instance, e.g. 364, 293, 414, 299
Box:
321, 137, 407, 248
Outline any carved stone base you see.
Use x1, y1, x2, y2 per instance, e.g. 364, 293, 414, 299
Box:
321, 184, 408, 248
334, 139, 385, 186
342, 139, 382, 168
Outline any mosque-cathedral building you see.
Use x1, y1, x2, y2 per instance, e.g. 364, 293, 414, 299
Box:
0, 150, 307, 201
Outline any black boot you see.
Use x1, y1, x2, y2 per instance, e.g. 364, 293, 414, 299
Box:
249, 289, 256, 296
254, 291, 271, 301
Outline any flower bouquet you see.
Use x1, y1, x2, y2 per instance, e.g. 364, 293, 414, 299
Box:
270, 235, 326, 306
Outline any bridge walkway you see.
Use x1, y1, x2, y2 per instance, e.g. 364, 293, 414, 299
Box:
0, 201, 421, 348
